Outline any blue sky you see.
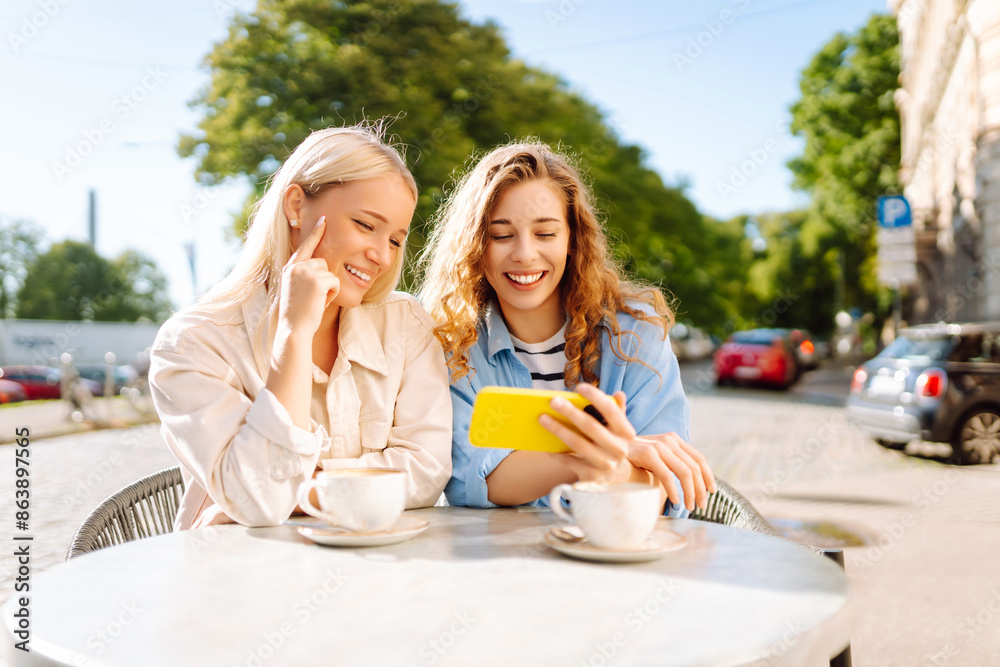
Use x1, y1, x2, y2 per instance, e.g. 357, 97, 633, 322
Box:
0, 0, 890, 309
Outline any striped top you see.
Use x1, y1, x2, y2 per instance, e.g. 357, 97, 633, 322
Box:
510, 325, 568, 390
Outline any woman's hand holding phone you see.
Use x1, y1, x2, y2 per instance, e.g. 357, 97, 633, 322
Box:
539, 383, 636, 484
539, 382, 717, 510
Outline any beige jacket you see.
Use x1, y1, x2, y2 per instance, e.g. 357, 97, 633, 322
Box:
149, 288, 452, 530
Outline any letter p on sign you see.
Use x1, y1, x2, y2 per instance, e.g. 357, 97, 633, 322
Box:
878, 196, 912, 228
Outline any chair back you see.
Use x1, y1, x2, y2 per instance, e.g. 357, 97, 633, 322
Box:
67, 466, 184, 559
689, 478, 788, 541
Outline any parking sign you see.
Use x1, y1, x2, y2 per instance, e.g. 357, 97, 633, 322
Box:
878, 196, 911, 228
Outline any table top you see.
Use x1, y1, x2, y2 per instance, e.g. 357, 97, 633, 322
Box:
4, 507, 850, 667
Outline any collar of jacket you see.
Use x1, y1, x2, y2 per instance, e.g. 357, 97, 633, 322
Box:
483, 300, 517, 366
241, 287, 390, 378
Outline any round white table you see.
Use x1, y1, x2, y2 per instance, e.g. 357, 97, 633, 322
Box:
3, 507, 850, 667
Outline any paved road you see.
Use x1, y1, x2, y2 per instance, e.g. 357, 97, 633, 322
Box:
1, 360, 997, 666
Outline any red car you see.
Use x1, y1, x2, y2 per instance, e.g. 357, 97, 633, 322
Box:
714, 329, 800, 389
0, 366, 101, 401
0, 378, 27, 404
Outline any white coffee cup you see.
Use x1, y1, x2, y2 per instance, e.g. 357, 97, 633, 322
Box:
548, 481, 662, 550
296, 469, 406, 532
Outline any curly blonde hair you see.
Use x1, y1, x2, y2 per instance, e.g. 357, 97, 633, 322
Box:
417, 141, 674, 387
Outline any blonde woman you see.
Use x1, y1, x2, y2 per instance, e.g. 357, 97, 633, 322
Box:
151, 126, 452, 530
419, 142, 714, 515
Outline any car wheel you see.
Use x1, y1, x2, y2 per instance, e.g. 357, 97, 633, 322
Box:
875, 439, 908, 451
953, 409, 1000, 465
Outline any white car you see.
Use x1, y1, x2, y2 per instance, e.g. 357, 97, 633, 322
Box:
670, 323, 715, 361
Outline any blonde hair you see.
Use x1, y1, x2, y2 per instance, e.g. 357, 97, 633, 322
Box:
200, 124, 417, 322
418, 141, 673, 386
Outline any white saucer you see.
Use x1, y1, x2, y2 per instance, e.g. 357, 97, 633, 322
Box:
290, 514, 429, 547
543, 527, 687, 563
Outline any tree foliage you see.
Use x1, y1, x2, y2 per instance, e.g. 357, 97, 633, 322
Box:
737, 210, 841, 336
0, 218, 44, 319
180, 0, 746, 332
787, 13, 900, 316
15, 241, 172, 322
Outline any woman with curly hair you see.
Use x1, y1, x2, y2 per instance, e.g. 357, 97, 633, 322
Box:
418, 142, 714, 515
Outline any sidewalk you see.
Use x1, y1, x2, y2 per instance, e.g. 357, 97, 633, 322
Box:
749, 465, 1000, 666
0, 397, 158, 444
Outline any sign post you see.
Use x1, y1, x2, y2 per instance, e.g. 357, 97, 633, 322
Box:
876, 196, 915, 334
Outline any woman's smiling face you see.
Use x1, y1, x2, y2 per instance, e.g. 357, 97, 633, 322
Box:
288, 176, 414, 309
483, 179, 570, 331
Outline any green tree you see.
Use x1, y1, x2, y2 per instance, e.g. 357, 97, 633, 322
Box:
15, 242, 172, 322
739, 210, 840, 336
180, 0, 745, 332
104, 250, 174, 322
787, 13, 900, 319
0, 218, 45, 318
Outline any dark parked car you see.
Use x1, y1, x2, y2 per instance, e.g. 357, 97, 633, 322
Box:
775, 328, 827, 371
714, 329, 800, 389
0, 366, 102, 401
847, 322, 1000, 465
0, 378, 28, 404
75, 363, 139, 397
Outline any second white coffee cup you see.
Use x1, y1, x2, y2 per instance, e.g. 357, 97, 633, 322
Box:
296, 468, 406, 532
548, 481, 661, 550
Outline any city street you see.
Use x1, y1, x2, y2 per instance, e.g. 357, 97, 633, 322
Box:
1, 360, 998, 665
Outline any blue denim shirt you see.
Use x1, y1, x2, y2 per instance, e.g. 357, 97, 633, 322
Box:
445, 302, 691, 517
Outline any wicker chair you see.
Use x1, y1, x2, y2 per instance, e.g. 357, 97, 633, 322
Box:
688, 478, 789, 541
66, 466, 185, 559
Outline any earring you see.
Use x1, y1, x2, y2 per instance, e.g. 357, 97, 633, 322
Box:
290, 218, 299, 228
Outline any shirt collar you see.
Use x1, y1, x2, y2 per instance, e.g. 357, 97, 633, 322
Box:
338, 305, 389, 376
484, 300, 516, 364
241, 286, 388, 377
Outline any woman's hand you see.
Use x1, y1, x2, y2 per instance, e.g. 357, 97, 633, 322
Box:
277, 216, 340, 340
539, 383, 635, 484
266, 216, 340, 430
627, 433, 716, 511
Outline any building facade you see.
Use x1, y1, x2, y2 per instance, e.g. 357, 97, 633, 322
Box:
893, 0, 1000, 322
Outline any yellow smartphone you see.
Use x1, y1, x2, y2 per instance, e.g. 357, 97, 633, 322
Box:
468, 386, 607, 453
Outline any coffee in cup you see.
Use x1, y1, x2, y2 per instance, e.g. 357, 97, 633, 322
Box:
548, 481, 661, 550
296, 468, 406, 532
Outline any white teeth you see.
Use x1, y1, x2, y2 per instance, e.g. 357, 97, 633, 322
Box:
346, 265, 371, 282
506, 272, 543, 285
